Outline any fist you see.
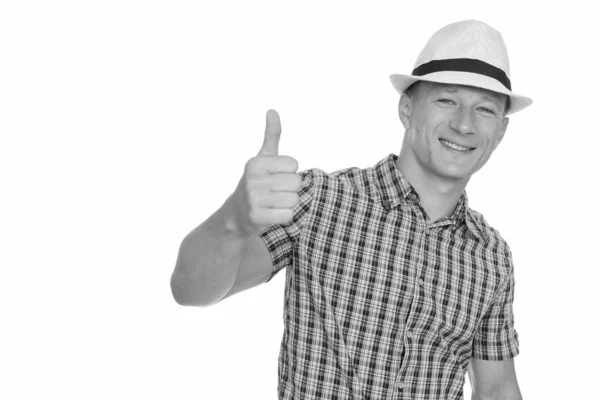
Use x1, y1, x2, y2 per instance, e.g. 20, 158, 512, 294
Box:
232, 110, 302, 236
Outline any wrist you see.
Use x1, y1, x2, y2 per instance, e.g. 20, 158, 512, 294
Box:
221, 194, 253, 240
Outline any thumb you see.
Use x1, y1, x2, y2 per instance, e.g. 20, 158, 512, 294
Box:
258, 109, 282, 156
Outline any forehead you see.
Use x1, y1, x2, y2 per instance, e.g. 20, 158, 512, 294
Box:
420, 81, 506, 104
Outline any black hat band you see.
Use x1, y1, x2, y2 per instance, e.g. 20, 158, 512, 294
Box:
412, 58, 512, 91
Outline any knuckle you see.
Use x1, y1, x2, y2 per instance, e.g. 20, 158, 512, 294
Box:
285, 156, 299, 172
282, 209, 295, 222
279, 174, 301, 192
292, 175, 302, 191
244, 157, 258, 174
290, 192, 300, 206
245, 156, 265, 173
282, 193, 298, 207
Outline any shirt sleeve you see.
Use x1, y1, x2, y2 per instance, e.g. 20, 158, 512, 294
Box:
259, 169, 315, 282
471, 255, 520, 360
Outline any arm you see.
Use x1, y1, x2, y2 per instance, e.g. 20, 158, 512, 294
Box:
470, 247, 522, 399
468, 358, 522, 400
170, 196, 275, 307
170, 110, 301, 306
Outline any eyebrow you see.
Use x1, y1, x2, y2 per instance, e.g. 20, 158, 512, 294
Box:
440, 88, 502, 105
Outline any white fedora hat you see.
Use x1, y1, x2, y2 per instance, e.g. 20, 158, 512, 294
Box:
390, 20, 532, 115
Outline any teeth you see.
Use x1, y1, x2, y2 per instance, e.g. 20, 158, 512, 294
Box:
440, 139, 471, 151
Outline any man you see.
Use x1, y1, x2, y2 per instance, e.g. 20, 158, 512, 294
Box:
171, 20, 531, 400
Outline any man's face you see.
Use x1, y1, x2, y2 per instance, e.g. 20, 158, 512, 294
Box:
400, 81, 510, 181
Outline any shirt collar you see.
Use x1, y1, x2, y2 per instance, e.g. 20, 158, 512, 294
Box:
374, 154, 416, 209
451, 191, 486, 239
374, 154, 485, 239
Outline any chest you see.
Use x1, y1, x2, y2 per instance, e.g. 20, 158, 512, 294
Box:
293, 199, 506, 358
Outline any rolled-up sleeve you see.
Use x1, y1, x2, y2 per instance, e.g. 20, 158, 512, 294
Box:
472, 257, 520, 360
259, 169, 315, 282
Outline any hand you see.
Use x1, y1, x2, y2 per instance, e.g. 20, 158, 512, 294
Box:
231, 110, 301, 236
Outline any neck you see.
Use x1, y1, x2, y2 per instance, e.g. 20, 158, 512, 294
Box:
396, 150, 469, 222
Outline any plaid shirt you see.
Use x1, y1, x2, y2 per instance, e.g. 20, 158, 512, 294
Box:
260, 154, 519, 400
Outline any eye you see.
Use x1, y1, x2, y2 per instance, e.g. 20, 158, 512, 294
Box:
478, 107, 496, 115
437, 99, 456, 105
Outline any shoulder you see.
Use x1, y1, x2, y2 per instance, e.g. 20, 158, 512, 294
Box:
467, 209, 517, 298
467, 208, 514, 267
299, 163, 381, 198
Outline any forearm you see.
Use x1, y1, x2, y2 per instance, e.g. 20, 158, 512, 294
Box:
471, 389, 523, 400
468, 357, 522, 400
170, 195, 249, 306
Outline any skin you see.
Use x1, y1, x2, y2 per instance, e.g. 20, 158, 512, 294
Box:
397, 81, 522, 399
172, 84, 523, 399
397, 81, 510, 222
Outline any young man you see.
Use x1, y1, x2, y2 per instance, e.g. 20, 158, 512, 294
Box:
171, 20, 531, 400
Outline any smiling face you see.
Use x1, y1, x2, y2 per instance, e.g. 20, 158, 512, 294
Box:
398, 81, 510, 182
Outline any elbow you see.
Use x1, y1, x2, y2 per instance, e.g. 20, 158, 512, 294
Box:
170, 269, 202, 307
170, 284, 195, 307
170, 268, 221, 307
170, 272, 192, 306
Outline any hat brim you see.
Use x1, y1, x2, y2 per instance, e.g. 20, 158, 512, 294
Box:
390, 71, 532, 115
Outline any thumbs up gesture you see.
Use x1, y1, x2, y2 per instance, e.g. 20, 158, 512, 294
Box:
230, 110, 302, 237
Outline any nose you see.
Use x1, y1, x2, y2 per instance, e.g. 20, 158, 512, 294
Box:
451, 107, 475, 135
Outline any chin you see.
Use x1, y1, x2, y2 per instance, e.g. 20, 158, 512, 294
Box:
434, 165, 474, 181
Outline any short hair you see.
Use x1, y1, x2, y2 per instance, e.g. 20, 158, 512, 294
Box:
504, 97, 512, 115
402, 81, 511, 116
402, 81, 422, 99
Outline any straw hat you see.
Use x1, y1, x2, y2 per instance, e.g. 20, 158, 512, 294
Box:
390, 20, 532, 114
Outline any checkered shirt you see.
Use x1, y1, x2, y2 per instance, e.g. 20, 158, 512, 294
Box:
259, 154, 519, 400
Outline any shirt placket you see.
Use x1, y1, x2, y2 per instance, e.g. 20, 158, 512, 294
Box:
391, 201, 431, 399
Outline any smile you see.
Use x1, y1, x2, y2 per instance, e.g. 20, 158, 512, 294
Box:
439, 139, 475, 152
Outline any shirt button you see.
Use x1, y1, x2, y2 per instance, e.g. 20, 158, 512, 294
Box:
405, 331, 413, 338
418, 278, 425, 286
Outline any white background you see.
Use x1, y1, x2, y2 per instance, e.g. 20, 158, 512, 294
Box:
1, 1, 598, 399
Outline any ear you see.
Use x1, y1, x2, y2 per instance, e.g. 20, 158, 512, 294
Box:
398, 93, 411, 130
492, 117, 510, 150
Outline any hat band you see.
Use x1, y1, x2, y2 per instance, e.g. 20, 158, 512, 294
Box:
412, 58, 512, 91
